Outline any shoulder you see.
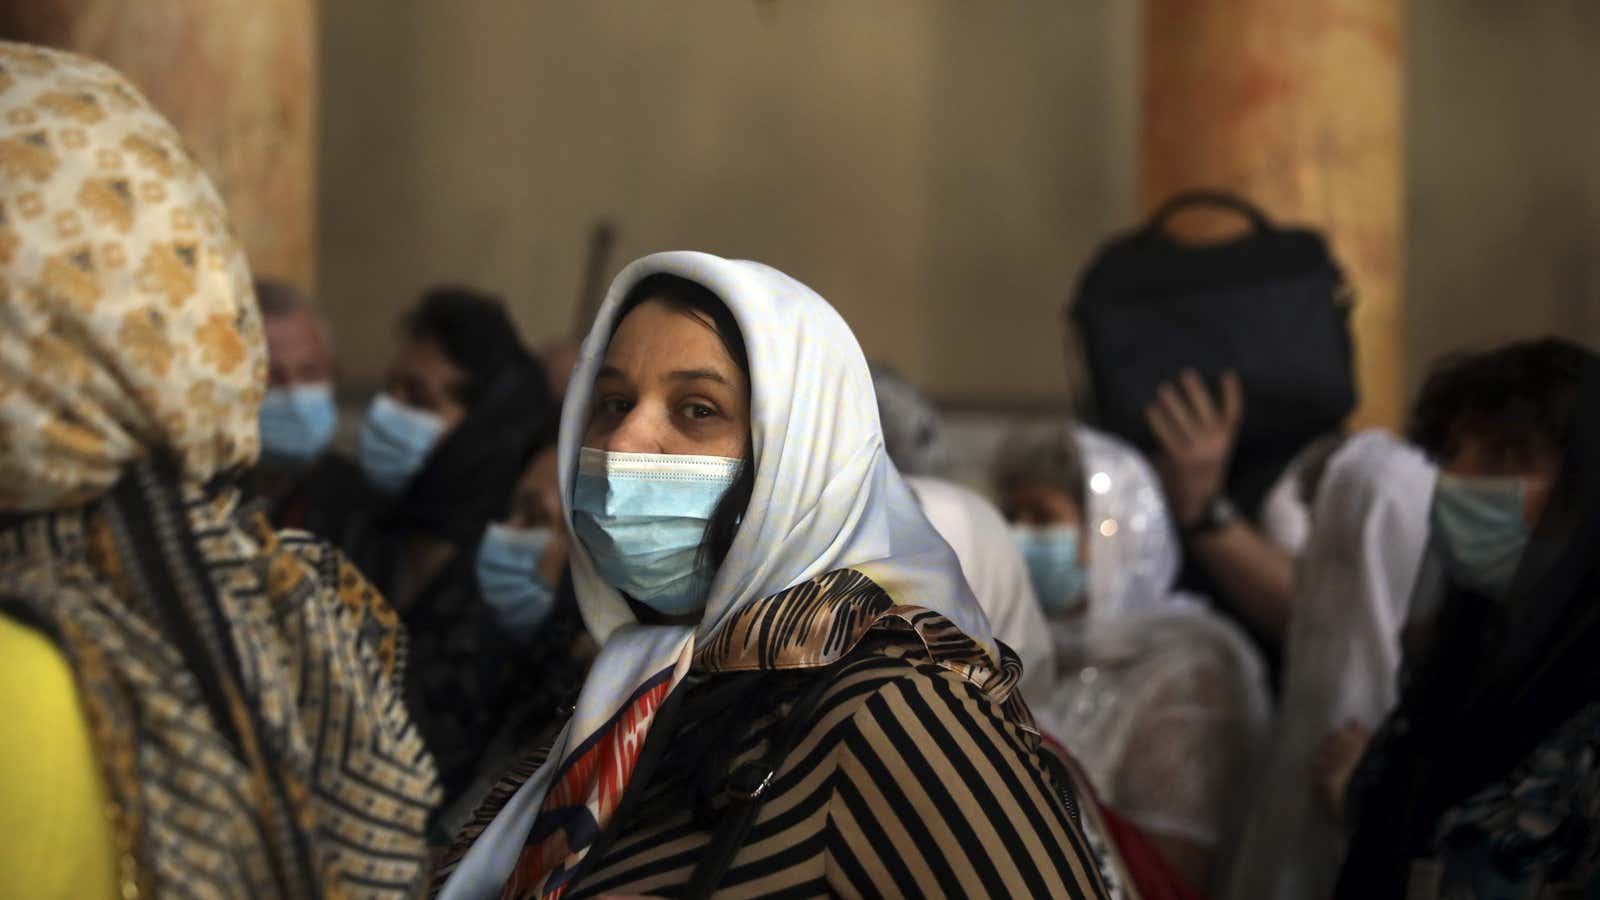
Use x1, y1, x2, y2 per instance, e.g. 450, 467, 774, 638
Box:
0, 616, 118, 898
813, 630, 1038, 759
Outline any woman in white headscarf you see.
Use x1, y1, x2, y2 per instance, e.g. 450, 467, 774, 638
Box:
1221, 431, 1436, 900
435, 253, 1111, 899
995, 425, 1271, 893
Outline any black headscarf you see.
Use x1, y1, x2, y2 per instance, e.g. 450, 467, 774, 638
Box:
386, 363, 553, 548
1336, 349, 1600, 898
377, 287, 555, 548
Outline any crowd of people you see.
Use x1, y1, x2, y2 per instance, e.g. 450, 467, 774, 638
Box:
2, 42, 1596, 900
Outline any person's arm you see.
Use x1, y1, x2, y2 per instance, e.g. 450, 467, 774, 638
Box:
827, 668, 1110, 899
1145, 369, 1295, 643
1187, 521, 1295, 641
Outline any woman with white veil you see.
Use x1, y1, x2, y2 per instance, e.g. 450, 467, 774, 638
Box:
996, 426, 1271, 893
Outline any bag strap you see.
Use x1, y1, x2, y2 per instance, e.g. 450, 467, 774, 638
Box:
1144, 190, 1273, 237
682, 663, 843, 899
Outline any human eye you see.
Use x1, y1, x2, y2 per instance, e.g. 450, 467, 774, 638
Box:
681, 400, 722, 421
597, 395, 633, 418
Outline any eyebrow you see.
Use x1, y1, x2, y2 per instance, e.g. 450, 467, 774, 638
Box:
593, 365, 734, 387
667, 368, 733, 387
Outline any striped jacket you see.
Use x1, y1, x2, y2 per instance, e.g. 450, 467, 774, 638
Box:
438, 571, 1113, 899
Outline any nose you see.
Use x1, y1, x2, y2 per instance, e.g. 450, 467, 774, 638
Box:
601, 405, 669, 454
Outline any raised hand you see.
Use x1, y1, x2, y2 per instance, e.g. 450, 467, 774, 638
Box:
1145, 369, 1244, 527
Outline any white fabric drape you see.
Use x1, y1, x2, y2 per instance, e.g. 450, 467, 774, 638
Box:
1223, 430, 1437, 900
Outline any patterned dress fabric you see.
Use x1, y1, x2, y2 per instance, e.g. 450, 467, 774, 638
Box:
436, 251, 1112, 900
0, 42, 440, 898
1426, 700, 1600, 898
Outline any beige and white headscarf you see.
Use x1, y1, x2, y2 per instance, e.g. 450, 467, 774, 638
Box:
0, 43, 440, 899
0, 40, 264, 512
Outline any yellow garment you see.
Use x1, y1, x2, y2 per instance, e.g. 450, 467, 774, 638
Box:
0, 616, 117, 899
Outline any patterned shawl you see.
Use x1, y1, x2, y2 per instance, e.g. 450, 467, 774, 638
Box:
0, 42, 439, 897
438, 252, 1022, 900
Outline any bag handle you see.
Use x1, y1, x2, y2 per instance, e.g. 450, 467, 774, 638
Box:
1143, 190, 1273, 238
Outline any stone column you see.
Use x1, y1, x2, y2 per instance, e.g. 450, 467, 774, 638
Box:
0, 0, 319, 286
1143, 0, 1404, 429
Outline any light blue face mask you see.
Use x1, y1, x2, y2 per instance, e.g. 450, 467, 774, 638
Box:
357, 393, 445, 496
1013, 525, 1089, 614
1430, 473, 1533, 600
571, 447, 742, 616
475, 523, 559, 636
258, 383, 338, 466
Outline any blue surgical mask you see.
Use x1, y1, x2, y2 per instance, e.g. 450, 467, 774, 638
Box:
475, 523, 559, 635
1430, 473, 1532, 600
1013, 525, 1089, 614
357, 393, 445, 496
258, 383, 338, 466
571, 447, 742, 616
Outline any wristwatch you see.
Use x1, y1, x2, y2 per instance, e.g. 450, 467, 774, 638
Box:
1183, 494, 1240, 539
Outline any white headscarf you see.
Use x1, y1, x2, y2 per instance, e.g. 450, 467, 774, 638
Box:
905, 475, 1056, 705
1073, 426, 1201, 622
1223, 430, 1436, 900
443, 251, 996, 899
1033, 426, 1270, 862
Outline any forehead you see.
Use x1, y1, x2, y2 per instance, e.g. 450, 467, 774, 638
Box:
1445, 432, 1562, 480
262, 308, 323, 346
603, 300, 736, 373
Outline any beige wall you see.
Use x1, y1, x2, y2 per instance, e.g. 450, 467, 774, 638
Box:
3, 0, 318, 285
318, 1, 1139, 404
1405, 0, 1600, 397
319, 2, 1597, 410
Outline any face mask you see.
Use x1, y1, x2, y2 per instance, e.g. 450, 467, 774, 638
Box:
475, 523, 559, 634
258, 383, 338, 466
1013, 525, 1088, 614
1430, 473, 1532, 600
571, 447, 742, 616
357, 393, 445, 496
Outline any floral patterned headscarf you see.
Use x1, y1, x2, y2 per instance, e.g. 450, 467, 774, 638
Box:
0, 40, 264, 512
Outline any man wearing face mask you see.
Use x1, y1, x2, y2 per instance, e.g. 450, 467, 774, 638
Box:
1330, 338, 1600, 900
335, 286, 557, 820
248, 279, 368, 533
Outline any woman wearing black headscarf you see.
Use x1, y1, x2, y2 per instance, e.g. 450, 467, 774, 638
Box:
1335, 338, 1600, 899
337, 287, 571, 818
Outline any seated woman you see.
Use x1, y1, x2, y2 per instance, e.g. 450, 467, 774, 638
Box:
337, 287, 557, 811
0, 43, 438, 897
1336, 338, 1600, 900
434, 253, 1112, 899
994, 426, 1271, 893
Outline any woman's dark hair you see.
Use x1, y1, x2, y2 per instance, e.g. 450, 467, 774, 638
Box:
405, 285, 533, 408
609, 273, 755, 575
1408, 337, 1587, 465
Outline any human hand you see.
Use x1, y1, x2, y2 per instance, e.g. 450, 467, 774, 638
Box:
1144, 369, 1243, 527
1316, 720, 1372, 823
